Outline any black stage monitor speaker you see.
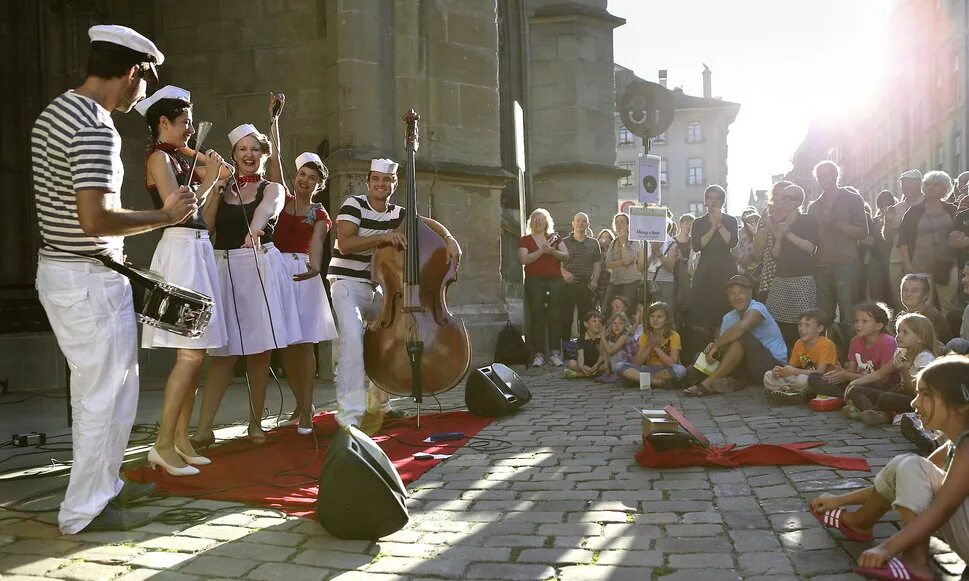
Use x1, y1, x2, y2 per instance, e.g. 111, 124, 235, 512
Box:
316, 425, 409, 540
465, 363, 531, 417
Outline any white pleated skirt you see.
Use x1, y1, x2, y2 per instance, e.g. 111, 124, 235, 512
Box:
279, 251, 338, 344
142, 228, 228, 350
209, 242, 302, 356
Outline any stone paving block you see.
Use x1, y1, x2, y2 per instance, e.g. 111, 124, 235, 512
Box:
365, 555, 469, 577
594, 549, 664, 567
665, 524, 725, 537
779, 527, 838, 550
481, 534, 546, 547
241, 529, 307, 547
178, 524, 254, 541
668, 552, 735, 568
292, 548, 374, 569
128, 550, 195, 569
536, 523, 603, 536
737, 550, 795, 575
769, 510, 817, 532
299, 536, 373, 552
209, 541, 297, 562
790, 548, 855, 576
48, 561, 128, 580
658, 568, 742, 580
138, 535, 218, 553
516, 548, 595, 564
114, 569, 199, 581
633, 512, 679, 524
559, 564, 649, 580
464, 562, 555, 579
720, 510, 770, 530
71, 530, 150, 544
71, 544, 145, 564
0, 554, 69, 576
566, 510, 630, 523
0, 539, 82, 556
0, 520, 62, 539
179, 555, 259, 577
753, 483, 799, 499
729, 528, 782, 551
654, 535, 733, 553
247, 562, 330, 581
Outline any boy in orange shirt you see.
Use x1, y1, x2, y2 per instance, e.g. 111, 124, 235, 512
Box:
764, 309, 837, 404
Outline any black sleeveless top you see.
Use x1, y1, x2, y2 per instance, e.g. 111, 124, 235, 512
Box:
214, 181, 276, 250
145, 143, 206, 230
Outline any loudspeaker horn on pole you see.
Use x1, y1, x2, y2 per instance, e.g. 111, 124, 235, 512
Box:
619, 80, 675, 140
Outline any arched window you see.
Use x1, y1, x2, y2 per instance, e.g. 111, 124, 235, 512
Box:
686, 121, 702, 143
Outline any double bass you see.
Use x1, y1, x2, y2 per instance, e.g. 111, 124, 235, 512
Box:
363, 109, 472, 424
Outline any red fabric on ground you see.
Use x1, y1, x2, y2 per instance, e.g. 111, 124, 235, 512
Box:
635, 439, 870, 471
126, 411, 494, 517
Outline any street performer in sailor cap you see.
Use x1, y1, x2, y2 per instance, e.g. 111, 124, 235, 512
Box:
327, 157, 461, 432
31, 25, 196, 532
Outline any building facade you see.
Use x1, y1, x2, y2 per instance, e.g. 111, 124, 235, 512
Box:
788, 0, 969, 205
615, 65, 740, 218
1, 0, 626, 388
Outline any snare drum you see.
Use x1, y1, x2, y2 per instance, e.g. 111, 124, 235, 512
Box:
128, 266, 214, 338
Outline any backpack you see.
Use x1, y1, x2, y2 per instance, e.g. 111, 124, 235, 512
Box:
494, 322, 529, 367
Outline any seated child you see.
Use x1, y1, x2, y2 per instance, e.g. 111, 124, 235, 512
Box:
808, 356, 969, 581
763, 309, 837, 404
615, 302, 686, 388
845, 312, 938, 426
597, 312, 636, 383
809, 302, 897, 400
898, 273, 951, 343
564, 311, 606, 378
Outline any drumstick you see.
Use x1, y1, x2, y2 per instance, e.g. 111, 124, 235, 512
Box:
187, 121, 213, 184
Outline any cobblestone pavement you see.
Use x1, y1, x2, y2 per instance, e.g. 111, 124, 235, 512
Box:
1, 366, 965, 580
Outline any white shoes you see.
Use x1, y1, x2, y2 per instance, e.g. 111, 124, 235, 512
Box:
277, 405, 317, 429
532, 354, 546, 367
548, 352, 565, 366
174, 445, 211, 466
147, 446, 200, 476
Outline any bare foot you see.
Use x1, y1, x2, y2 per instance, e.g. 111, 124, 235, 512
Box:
840, 510, 875, 536
248, 423, 267, 445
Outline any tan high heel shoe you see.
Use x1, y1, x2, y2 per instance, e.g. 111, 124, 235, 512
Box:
147, 446, 200, 476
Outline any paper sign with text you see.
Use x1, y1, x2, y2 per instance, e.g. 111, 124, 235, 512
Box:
628, 206, 669, 242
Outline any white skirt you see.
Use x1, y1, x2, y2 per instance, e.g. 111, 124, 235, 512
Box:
142, 228, 228, 350
279, 252, 338, 344
209, 242, 302, 356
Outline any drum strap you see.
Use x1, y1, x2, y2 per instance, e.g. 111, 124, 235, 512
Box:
40, 241, 150, 285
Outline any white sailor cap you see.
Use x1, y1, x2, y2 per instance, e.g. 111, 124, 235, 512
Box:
88, 25, 164, 82
370, 158, 399, 174
295, 152, 324, 172
134, 85, 190, 116
898, 169, 923, 181
228, 123, 260, 147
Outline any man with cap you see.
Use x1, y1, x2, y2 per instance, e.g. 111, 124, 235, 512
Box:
31, 25, 196, 533
681, 274, 788, 396
885, 169, 924, 295
327, 158, 461, 431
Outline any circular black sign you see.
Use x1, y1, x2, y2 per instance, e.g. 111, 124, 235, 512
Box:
619, 80, 675, 139
643, 175, 658, 194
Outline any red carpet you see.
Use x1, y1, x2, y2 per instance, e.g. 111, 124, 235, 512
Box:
126, 411, 494, 517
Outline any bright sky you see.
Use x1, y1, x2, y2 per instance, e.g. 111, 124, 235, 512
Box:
609, 0, 893, 213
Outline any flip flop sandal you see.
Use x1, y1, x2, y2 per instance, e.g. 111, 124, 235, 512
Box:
854, 557, 933, 581
808, 505, 874, 542
681, 384, 715, 397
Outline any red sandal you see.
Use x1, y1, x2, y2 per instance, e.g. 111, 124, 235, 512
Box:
854, 557, 933, 581
808, 505, 874, 542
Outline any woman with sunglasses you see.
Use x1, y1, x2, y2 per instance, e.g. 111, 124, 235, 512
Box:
761, 182, 819, 349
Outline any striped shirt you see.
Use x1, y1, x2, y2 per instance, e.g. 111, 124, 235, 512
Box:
31, 91, 125, 261
327, 194, 406, 282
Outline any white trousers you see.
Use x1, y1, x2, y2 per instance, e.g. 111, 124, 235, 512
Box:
874, 453, 969, 559
762, 372, 810, 393
329, 279, 389, 426
36, 258, 137, 534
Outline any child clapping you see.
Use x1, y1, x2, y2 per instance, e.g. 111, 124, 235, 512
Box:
564, 311, 606, 378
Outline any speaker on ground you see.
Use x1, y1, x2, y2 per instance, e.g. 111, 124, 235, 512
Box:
316, 425, 409, 540
465, 363, 531, 417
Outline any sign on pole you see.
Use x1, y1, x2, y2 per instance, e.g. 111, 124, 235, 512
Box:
628, 205, 669, 242
638, 154, 661, 205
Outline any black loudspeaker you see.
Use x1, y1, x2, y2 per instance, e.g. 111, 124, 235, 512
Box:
316, 425, 409, 540
465, 363, 531, 417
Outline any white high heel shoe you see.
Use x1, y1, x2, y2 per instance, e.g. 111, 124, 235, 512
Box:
147, 446, 200, 476
277, 405, 317, 428
174, 445, 211, 466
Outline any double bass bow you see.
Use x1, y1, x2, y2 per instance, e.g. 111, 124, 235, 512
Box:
364, 109, 472, 427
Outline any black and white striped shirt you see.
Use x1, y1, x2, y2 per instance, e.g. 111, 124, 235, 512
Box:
31, 91, 125, 261
327, 194, 406, 282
